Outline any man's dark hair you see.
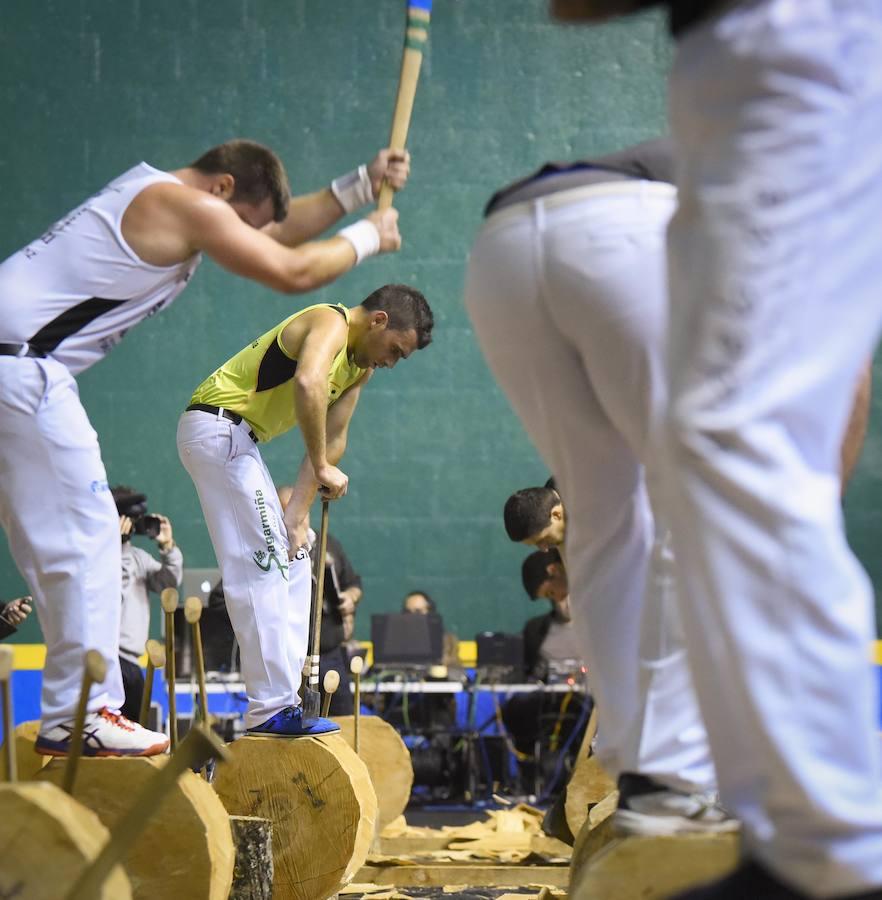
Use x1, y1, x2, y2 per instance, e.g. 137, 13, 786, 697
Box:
362, 284, 434, 349
544, 476, 557, 492
521, 548, 562, 600
402, 590, 436, 614
191, 140, 290, 223
503, 486, 560, 542
111, 484, 146, 516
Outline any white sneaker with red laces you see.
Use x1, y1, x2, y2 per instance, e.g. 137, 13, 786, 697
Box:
34, 707, 169, 757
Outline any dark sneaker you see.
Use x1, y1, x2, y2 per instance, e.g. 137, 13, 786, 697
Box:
670, 860, 882, 899
246, 705, 340, 738
35, 707, 169, 757
613, 772, 739, 836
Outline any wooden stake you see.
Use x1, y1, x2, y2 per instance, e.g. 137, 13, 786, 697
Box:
184, 596, 209, 727
303, 499, 330, 723
62, 650, 107, 795
139, 639, 165, 728
0, 646, 15, 783
350, 655, 364, 755
65, 724, 230, 900
321, 669, 340, 719
160, 587, 179, 750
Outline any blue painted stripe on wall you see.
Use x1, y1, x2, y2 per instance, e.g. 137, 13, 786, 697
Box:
409, 0, 433, 12
3, 666, 882, 745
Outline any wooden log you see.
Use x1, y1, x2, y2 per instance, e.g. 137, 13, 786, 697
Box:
564, 753, 617, 838
569, 832, 740, 900
334, 714, 413, 833
213, 733, 378, 900
355, 863, 569, 889
0, 781, 131, 899
38, 755, 234, 900
230, 815, 273, 900
0, 720, 48, 781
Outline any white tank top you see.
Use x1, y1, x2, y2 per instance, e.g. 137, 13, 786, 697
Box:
0, 162, 202, 374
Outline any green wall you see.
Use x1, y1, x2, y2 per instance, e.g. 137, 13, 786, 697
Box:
1, 1, 878, 646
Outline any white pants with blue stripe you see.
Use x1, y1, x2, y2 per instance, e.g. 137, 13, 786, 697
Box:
664, 0, 882, 893
177, 409, 311, 729
0, 356, 124, 729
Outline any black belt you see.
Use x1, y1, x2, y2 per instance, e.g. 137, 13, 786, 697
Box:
0, 342, 45, 358
186, 403, 259, 443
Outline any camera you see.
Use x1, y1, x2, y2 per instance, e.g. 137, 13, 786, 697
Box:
111, 486, 162, 540
133, 514, 162, 539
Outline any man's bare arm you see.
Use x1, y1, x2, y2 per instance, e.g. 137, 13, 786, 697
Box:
122, 182, 400, 293
283, 373, 371, 541
280, 308, 352, 498
263, 150, 411, 248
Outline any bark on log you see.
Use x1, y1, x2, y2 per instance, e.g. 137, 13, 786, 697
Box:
334, 714, 413, 833
569, 832, 740, 899
213, 733, 378, 900
230, 815, 273, 900
0, 782, 131, 899
38, 755, 234, 900
564, 753, 617, 837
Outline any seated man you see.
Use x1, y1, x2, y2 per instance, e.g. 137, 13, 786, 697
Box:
112, 485, 184, 721
178, 284, 433, 737
520, 548, 582, 681
0, 594, 32, 640
502, 547, 591, 794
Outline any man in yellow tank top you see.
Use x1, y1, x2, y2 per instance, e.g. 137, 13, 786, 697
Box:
177, 284, 433, 736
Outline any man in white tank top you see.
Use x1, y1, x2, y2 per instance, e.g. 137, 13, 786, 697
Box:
0, 138, 409, 757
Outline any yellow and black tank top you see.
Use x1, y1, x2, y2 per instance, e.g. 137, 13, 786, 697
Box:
189, 303, 366, 443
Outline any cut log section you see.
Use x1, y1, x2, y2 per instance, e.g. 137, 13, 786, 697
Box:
564, 753, 617, 837
38, 755, 234, 900
0, 781, 131, 899
569, 832, 740, 900
230, 815, 273, 900
0, 720, 48, 782
213, 733, 378, 900
334, 714, 413, 833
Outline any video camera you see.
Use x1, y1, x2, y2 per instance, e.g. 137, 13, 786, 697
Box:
111, 486, 161, 540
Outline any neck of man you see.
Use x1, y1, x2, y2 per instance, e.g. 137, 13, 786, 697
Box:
346, 306, 369, 361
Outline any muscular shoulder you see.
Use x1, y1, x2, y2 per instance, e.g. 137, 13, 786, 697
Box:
122, 182, 234, 266
280, 306, 348, 358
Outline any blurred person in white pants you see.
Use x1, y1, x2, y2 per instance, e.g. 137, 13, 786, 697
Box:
466, 140, 731, 834
552, 0, 882, 896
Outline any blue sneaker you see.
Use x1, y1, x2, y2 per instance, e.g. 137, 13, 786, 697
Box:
246, 705, 340, 738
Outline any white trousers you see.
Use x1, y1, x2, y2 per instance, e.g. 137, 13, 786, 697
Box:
464, 182, 715, 791
665, 0, 882, 893
0, 357, 124, 728
177, 410, 311, 729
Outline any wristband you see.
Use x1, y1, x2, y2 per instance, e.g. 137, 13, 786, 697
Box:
330, 164, 374, 215
338, 219, 380, 264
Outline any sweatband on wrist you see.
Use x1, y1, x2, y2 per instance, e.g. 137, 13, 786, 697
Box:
338, 219, 380, 264
330, 164, 374, 214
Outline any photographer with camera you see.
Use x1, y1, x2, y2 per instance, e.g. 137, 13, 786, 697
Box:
112, 485, 183, 721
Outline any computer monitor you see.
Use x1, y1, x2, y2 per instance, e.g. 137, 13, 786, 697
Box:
371, 613, 444, 668
475, 631, 525, 680
171, 568, 238, 678
179, 568, 220, 606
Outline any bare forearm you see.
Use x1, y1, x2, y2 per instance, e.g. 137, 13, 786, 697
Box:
294, 377, 330, 473
269, 190, 346, 248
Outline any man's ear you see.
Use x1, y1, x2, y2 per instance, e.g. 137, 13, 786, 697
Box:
370, 310, 389, 330
550, 503, 564, 522
212, 173, 235, 200
546, 562, 563, 578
